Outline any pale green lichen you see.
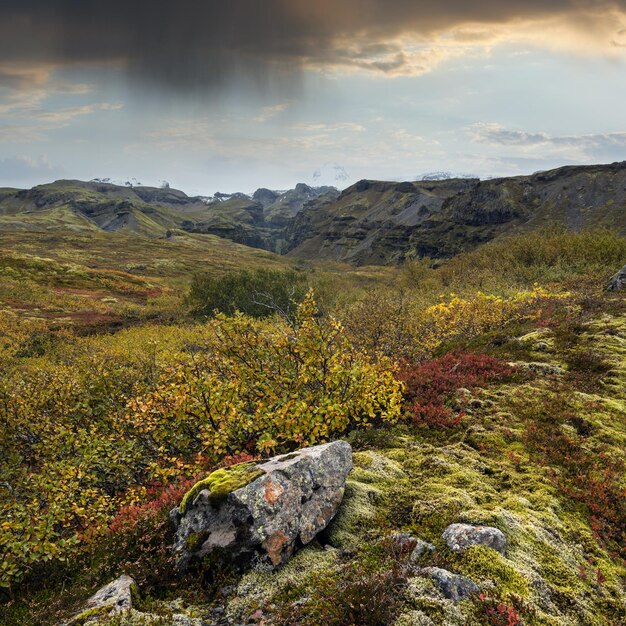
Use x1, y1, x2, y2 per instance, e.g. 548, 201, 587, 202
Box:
179, 462, 265, 513
226, 546, 339, 622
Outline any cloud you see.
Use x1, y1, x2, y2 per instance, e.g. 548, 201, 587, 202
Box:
0, 102, 123, 142
292, 122, 366, 132
35, 102, 123, 124
254, 103, 290, 122
0, 2, 625, 94
0, 155, 65, 184
470, 122, 626, 161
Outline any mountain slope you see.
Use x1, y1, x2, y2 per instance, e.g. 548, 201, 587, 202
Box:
0, 180, 336, 251
3, 161, 626, 266
286, 161, 626, 264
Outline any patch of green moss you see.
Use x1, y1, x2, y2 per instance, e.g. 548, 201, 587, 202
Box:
453, 545, 530, 598
226, 546, 339, 622
185, 531, 210, 553
69, 605, 111, 625
179, 462, 265, 513
531, 542, 582, 594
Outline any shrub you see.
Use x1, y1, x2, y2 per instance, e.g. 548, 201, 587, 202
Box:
397, 353, 514, 428
0, 293, 404, 592
187, 267, 308, 319
514, 394, 626, 557
478, 594, 523, 626
128, 292, 404, 460
343, 286, 564, 361
437, 229, 626, 289
273, 545, 410, 626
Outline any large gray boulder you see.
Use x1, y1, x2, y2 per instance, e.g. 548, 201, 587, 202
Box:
607, 264, 626, 291
443, 523, 507, 555
170, 441, 353, 571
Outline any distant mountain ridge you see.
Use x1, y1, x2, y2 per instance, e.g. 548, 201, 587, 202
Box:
0, 179, 338, 252
2, 160, 626, 264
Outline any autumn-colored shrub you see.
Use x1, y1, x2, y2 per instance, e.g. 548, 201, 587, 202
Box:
478, 594, 523, 626
397, 353, 514, 427
127, 291, 403, 462
0, 293, 402, 591
437, 228, 626, 289
343, 286, 564, 361
516, 394, 626, 557
187, 267, 308, 319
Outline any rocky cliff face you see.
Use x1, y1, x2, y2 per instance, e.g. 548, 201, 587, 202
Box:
286, 161, 626, 264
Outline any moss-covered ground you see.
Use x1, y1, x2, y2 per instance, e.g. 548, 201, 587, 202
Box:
223, 292, 626, 626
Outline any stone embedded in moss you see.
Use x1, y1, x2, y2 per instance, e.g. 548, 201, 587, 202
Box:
443, 523, 507, 555
178, 462, 265, 514
419, 567, 480, 602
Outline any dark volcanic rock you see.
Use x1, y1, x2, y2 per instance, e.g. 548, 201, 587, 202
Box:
286, 161, 626, 265
170, 441, 353, 572
253, 187, 280, 208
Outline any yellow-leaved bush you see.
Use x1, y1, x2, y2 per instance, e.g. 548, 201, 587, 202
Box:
127, 291, 404, 464
415, 286, 563, 356
343, 286, 565, 360
0, 292, 402, 590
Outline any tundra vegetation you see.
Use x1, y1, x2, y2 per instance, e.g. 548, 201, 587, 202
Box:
0, 229, 625, 625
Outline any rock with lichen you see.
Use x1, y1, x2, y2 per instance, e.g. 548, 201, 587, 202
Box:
170, 441, 352, 572
443, 523, 507, 555
64, 575, 137, 624
607, 264, 626, 291
418, 567, 480, 602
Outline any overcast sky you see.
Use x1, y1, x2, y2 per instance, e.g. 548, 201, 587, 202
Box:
1, 1, 626, 194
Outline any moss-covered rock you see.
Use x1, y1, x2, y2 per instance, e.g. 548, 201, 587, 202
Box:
178, 462, 265, 514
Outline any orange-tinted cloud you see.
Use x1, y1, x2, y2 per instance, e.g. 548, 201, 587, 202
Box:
0, 1, 624, 91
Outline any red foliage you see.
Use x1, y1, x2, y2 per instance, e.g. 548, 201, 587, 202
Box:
397, 353, 514, 428
523, 398, 626, 557
109, 452, 260, 534
479, 594, 523, 626
109, 480, 195, 534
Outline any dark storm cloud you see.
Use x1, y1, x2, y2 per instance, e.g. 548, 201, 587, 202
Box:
0, 1, 625, 92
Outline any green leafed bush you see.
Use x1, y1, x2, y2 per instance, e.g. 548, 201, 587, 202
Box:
186, 267, 309, 319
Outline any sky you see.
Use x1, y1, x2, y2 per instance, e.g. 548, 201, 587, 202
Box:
1, 1, 626, 194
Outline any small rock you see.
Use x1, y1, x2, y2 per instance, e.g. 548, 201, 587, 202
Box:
65, 574, 136, 624
510, 361, 564, 376
518, 329, 555, 352
443, 523, 507, 555
220, 585, 237, 597
420, 567, 480, 602
390, 532, 419, 551
453, 388, 483, 411
171, 441, 353, 571
410, 539, 436, 562
607, 264, 626, 291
